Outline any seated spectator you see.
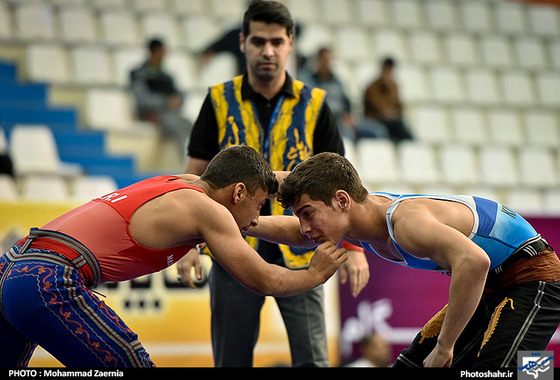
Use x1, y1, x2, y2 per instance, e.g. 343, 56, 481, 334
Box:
130, 38, 191, 157
301, 47, 357, 141
359, 57, 414, 143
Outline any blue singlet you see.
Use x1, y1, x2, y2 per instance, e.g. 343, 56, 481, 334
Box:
359, 193, 539, 274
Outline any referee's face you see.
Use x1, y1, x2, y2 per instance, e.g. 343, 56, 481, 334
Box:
240, 21, 293, 83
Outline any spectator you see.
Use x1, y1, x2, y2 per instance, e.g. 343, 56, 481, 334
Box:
359, 57, 414, 142
130, 38, 191, 157
301, 47, 357, 141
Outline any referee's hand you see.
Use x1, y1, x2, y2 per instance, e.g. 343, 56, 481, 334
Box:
176, 248, 202, 288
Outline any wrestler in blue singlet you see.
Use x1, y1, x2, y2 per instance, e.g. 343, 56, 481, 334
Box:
360, 193, 540, 274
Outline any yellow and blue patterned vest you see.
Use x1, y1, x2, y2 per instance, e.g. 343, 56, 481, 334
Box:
209, 75, 327, 268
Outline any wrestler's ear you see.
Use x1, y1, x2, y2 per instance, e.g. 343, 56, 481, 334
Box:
232, 183, 245, 204
334, 190, 351, 212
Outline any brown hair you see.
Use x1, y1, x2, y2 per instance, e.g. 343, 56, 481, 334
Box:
278, 152, 369, 209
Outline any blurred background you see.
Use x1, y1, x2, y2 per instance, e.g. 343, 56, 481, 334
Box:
0, 0, 558, 367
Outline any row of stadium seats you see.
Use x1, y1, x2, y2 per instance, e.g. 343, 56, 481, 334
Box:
0, 173, 117, 203
0, 1, 242, 50
291, 0, 560, 35
410, 105, 559, 147
81, 86, 560, 149
2, 0, 558, 43
4, 127, 558, 214
348, 139, 559, 190
20, 41, 560, 105
5, 119, 560, 193
345, 139, 560, 216
23, 43, 235, 93
4, 170, 559, 216
4, 3, 560, 56
0, 60, 154, 188
3, 116, 560, 216
3, 1, 559, 88
300, 27, 560, 70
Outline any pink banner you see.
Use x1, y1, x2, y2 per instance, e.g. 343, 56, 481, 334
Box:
339, 216, 560, 366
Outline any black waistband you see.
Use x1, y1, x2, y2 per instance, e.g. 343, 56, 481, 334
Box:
491, 235, 551, 276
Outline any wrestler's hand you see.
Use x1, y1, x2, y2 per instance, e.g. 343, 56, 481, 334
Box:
308, 241, 348, 283
339, 249, 370, 297
176, 248, 202, 288
423, 342, 453, 367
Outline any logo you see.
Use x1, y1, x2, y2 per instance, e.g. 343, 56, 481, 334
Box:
166, 254, 174, 267
518, 351, 554, 380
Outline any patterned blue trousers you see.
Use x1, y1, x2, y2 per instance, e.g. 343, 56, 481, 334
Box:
0, 241, 154, 367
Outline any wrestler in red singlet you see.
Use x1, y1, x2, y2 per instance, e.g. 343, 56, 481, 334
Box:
34, 175, 204, 283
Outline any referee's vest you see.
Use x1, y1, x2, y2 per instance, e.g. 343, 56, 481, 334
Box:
209, 75, 327, 268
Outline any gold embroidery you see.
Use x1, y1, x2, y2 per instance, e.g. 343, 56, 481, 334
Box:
419, 305, 447, 343
305, 87, 326, 147
226, 116, 239, 146
211, 83, 228, 144
210, 77, 326, 269
285, 129, 311, 170
478, 297, 514, 356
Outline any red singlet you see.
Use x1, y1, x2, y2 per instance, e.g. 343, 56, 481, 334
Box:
36, 175, 205, 282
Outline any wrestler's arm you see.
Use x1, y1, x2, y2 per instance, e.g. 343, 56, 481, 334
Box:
176, 189, 311, 289
392, 210, 490, 367
245, 215, 316, 248
195, 200, 346, 297
247, 217, 370, 297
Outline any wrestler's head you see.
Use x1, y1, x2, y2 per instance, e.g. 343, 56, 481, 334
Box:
201, 145, 278, 231
201, 145, 278, 197
279, 152, 368, 210
278, 153, 368, 243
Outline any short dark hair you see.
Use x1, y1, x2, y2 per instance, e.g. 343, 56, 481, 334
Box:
201, 145, 278, 196
148, 38, 164, 52
382, 57, 395, 68
242, 0, 294, 37
278, 152, 369, 209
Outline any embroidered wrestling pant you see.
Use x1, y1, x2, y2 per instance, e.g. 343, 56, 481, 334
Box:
393, 280, 560, 369
0, 241, 154, 367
